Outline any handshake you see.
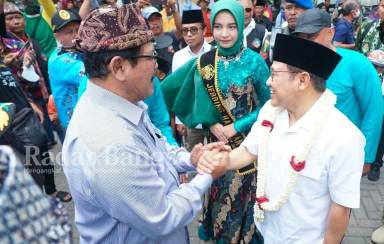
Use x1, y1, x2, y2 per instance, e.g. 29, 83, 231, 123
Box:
190, 142, 232, 179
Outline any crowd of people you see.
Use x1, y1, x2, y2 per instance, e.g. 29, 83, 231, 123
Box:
0, 0, 383, 242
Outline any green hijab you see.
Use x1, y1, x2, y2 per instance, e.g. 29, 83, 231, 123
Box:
210, 0, 245, 56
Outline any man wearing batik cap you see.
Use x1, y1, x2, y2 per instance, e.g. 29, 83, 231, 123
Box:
293, 8, 383, 178
62, 4, 229, 243
197, 33, 365, 243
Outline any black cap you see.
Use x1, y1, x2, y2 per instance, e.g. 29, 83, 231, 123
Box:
273, 34, 341, 80
255, 0, 265, 7
293, 9, 331, 34
182, 10, 204, 24
51, 9, 81, 33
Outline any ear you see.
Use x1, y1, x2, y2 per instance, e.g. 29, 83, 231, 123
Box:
297, 72, 311, 91
108, 56, 129, 81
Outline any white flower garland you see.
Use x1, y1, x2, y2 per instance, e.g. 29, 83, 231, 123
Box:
254, 90, 337, 223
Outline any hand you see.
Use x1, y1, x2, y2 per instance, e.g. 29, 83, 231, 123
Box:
165, 0, 176, 12
197, 149, 229, 179
190, 141, 231, 167
210, 123, 228, 143
23, 51, 34, 67
137, 0, 150, 8
176, 124, 187, 136
3, 52, 18, 66
223, 123, 237, 139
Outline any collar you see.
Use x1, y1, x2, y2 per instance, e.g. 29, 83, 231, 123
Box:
186, 40, 211, 56
283, 89, 335, 132
244, 19, 256, 36
86, 81, 146, 126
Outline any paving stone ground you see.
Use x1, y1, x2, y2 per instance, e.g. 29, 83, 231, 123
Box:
50, 144, 384, 244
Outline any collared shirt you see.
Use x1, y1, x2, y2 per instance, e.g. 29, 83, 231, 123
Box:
172, 41, 211, 127
171, 40, 211, 72
62, 82, 212, 244
356, 19, 384, 56
242, 90, 365, 243
48, 47, 88, 129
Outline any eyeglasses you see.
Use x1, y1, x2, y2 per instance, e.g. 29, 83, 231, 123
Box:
181, 26, 201, 36
130, 50, 158, 61
245, 7, 253, 13
271, 70, 301, 80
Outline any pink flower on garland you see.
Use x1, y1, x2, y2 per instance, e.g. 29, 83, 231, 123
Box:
261, 120, 274, 132
290, 156, 306, 172
256, 196, 269, 209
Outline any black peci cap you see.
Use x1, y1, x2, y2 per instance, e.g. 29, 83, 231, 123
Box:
273, 34, 341, 80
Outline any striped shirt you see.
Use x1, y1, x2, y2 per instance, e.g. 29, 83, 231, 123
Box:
62, 81, 212, 243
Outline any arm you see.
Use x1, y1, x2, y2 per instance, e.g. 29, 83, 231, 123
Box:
198, 120, 260, 174
334, 41, 355, 49
79, 0, 92, 19
228, 146, 256, 170
323, 202, 350, 244
353, 60, 384, 163
92, 143, 212, 238
168, 0, 182, 39
326, 125, 365, 240
233, 58, 270, 133
197, 145, 256, 174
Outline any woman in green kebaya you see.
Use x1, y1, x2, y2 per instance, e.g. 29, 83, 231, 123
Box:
162, 0, 270, 242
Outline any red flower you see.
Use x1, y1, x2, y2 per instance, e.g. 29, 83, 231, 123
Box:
290, 156, 306, 172
256, 196, 269, 209
261, 120, 274, 132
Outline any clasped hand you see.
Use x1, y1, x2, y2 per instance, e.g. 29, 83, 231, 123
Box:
190, 142, 231, 180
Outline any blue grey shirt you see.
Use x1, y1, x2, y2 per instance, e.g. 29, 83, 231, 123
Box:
62, 81, 212, 243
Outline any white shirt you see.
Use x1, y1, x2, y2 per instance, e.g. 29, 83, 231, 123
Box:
171, 40, 211, 72
172, 41, 211, 126
242, 91, 365, 244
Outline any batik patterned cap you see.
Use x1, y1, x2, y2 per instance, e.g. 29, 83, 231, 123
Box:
76, 4, 153, 53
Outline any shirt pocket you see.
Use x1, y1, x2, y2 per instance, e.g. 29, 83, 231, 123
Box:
293, 159, 327, 198
298, 161, 324, 181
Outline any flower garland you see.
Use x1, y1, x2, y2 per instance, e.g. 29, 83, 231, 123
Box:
254, 90, 337, 223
